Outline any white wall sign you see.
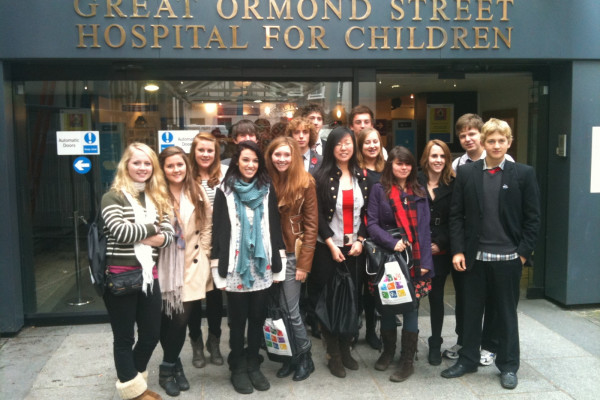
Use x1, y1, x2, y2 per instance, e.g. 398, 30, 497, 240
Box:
591, 127, 600, 193
56, 131, 100, 155
158, 130, 200, 153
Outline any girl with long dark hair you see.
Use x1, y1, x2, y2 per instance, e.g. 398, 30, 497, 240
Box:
308, 126, 369, 378
210, 141, 286, 394
366, 146, 433, 382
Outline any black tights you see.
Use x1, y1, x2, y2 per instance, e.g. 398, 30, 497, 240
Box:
160, 301, 196, 364
187, 289, 223, 342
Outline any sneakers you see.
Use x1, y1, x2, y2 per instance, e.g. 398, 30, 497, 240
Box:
480, 349, 497, 366
442, 344, 461, 360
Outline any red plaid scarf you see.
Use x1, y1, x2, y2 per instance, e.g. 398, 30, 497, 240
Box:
389, 185, 421, 272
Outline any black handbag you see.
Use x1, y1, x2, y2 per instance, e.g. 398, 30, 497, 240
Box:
264, 283, 297, 363
106, 269, 144, 296
363, 228, 404, 275
315, 261, 358, 336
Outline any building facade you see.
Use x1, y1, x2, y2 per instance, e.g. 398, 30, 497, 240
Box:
1, 0, 600, 333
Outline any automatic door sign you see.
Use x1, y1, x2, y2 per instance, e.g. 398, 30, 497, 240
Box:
158, 130, 199, 153
73, 156, 92, 174
56, 131, 100, 155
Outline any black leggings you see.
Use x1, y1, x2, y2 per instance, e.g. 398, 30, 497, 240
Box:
103, 279, 162, 382
160, 301, 196, 364
187, 289, 223, 342
428, 253, 453, 340
227, 289, 269, 363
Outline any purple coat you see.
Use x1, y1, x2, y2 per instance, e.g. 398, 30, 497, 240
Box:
366, 183, 434, 277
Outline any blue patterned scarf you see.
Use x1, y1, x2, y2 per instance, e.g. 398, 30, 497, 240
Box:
233, 179, 269, 288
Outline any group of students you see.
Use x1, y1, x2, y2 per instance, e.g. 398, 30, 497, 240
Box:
100, 105, 540, 400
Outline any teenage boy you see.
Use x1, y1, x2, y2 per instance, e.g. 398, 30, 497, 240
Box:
445, 113, 513, 366
452, 113, 513, 171
222, 119, 259, 166
349, 105, 387, 159
287, 117, 322, 174
298, 104, 326, 155
442, 118, 540, 390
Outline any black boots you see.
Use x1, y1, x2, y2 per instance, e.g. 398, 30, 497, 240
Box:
293, 351, 315, 381
428, 336, 443, 366
230, 354, 270, 394
277, 351, 315, 381
247, 356, 270, 391
390, 330, 418, 382
159, 358, 190, 397
276, 359, 295, 378
173, 358, 189, 391
159, 362, 180, 397
374, 330, 397, 371
230, 357, 253, 394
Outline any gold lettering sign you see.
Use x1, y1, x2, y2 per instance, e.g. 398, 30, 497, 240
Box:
72, 0, 514, 52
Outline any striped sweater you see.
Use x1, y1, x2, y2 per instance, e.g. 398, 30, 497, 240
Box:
101, 190, 174, 267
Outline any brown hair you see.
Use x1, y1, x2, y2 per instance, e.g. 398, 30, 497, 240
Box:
380, 146, 425, 198
455, 113, 483, 135
420, 140, 455, 186
159, 146, 208, 227
356, 127, 385, 172
349, 105, 374, 126
285, 117, 318, 148
189, 132, 222, 188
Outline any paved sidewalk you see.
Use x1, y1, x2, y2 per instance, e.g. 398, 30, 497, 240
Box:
1, 298, 599, 399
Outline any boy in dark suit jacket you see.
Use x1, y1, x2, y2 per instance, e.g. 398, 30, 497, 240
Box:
441, 118, 541, 390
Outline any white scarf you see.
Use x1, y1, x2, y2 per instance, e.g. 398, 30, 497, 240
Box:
122, 189, 157, 294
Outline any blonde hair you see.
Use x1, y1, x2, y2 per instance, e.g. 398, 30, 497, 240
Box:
356, 127, 385, 172
189, 132, 222, 188
111, 142, 170, 217
264, 136, 314, 211
481, 118, 513, 142
420, 140, 455, 186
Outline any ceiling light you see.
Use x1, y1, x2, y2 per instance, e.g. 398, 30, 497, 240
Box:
254, 99, 262, 103
144, 82, 159, 92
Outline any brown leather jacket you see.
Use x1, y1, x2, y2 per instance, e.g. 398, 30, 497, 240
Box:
280, 181, 318, 273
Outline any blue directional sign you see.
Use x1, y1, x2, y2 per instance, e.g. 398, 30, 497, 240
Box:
73, 156, 92, 174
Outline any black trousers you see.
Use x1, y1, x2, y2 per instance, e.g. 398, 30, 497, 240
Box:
160, 301, 196, 364
103, 279, 162, 382
458, 259, 522, 373
428, 253, 453, 341
226, 289, 269, 364
187, 289, 224, 342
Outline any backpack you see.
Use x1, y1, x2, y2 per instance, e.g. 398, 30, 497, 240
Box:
87, 209, 107, 296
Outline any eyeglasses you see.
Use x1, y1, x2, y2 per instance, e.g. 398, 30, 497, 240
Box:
336, 141, 353, 149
